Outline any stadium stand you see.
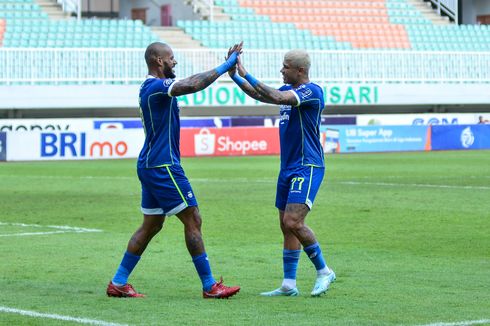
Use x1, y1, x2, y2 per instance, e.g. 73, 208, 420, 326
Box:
0, 0, 488, 51
177, 0, 490, 51
0, 19, 5, 46
0, 0, 159, 48
0, 0, 488, 87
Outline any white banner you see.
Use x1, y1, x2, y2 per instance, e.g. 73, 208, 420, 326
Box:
0, 118, 93, 132
6, 130, 144, 161
356, 113, 490, 126
1, 83, 490, 109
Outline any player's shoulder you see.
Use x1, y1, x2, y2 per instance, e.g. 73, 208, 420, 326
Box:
295, 82, 323, 101
142, 77, 175, 94
279, 84, 293, 91
297, 82, 322, 93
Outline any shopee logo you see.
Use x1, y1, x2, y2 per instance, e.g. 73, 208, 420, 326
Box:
217, 136, 267, 154
194, 128, 269, 155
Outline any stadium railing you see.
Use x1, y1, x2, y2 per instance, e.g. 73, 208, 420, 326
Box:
0, 48, 489, 85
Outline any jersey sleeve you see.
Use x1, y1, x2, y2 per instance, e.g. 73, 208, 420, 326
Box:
161, 78, 176, 97
292, 84, 322, 108
279, 85, 301, 106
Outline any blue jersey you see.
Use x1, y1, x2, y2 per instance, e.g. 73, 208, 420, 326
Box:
278, 82, 325, 169
137, 77, 180, 168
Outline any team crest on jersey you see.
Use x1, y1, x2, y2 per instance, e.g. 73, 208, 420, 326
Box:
187, 191, 193, 198
297, 87, 313, 99
163, 79, 173, 87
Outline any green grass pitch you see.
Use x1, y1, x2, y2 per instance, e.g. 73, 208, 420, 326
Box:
0, 151, 489, 326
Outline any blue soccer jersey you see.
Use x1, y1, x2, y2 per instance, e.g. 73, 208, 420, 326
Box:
278, 82, 325, 169
137, 76, 180, 168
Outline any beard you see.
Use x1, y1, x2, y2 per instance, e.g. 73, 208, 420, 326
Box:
164, 66, 176, 79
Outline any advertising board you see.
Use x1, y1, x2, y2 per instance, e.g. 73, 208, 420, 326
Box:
6, 130, 144, 161
180, 127, 280, 157
0, 132, 6, 161
321, 125, 430, 153
431, 125, 490, 150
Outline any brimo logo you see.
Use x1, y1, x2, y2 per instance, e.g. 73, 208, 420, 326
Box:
41, 133, 128, 157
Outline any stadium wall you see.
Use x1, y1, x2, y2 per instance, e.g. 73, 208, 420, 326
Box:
2, 124, 490, 162
462, 0, 490, 24
1, 83, 490, 118
119, 0, 199, 25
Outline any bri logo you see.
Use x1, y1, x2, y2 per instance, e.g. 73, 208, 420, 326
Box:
41, 133, 128, 158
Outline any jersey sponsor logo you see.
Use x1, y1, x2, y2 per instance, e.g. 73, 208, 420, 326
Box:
279, 105, 291, 125
40, 132, 128, 158
279, 112, 290, 124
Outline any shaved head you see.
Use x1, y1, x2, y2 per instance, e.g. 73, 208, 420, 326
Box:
145, 42, 176, 78
284, 49, 311, 72
145, 42, 171, 67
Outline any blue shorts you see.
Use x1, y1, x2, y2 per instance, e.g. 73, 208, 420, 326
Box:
275, 165, 325, 211
137, 165, 198, 216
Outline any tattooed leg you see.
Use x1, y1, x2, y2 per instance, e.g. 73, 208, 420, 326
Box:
177, 207, 206, 256
282, 203, 317, 247
127, 214, 165, 256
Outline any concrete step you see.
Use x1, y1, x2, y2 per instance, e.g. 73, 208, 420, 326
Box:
151, 26, 204, 49
407, 0, 452, 25
34, 0, 71, 20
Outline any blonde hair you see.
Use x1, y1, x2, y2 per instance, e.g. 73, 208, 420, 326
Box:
284, 49, 311, 71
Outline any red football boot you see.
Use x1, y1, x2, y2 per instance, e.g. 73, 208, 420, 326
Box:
203, 277, 240, 299
106, 281, 145, 298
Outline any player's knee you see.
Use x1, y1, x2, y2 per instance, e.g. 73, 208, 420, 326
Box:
283, 215, 303, 232
190, 209, 202, 229
180, 207, 202, 230
151, 222, 163, 235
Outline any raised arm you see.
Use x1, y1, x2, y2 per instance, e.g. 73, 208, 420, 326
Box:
228, 57, 275, 104
234, 59, 298, 106
171, 43, 242, 97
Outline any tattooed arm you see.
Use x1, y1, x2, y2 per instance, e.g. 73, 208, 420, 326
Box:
234, 58, 298, 106
228, 69, 275, 104
170, 42, 243, 97
170, 69, 221, 97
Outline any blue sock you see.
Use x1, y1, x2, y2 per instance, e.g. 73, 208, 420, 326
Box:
283, 249, 301, 280
112, 251, 141, 286
192, 253, 216, 291
304, 243, 327, 271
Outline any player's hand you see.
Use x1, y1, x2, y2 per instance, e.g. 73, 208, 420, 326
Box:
226, 42, 243, 58
225, 49, 237, 77
228, 42, 243, 59
236, 56, 247, 77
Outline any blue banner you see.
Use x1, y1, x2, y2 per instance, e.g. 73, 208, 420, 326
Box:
321, 125, 429, 153
93, 118, 231, 129
431, 125, 490, 150
0, 132, 6, 161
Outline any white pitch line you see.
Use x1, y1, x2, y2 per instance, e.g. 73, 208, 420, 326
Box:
0, 222, 102, 237
0, 231, 74, 237
2, 174, 489, 189
338, 181, 490, 191
416, 319, 490, 326
0, 306, 129, 326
